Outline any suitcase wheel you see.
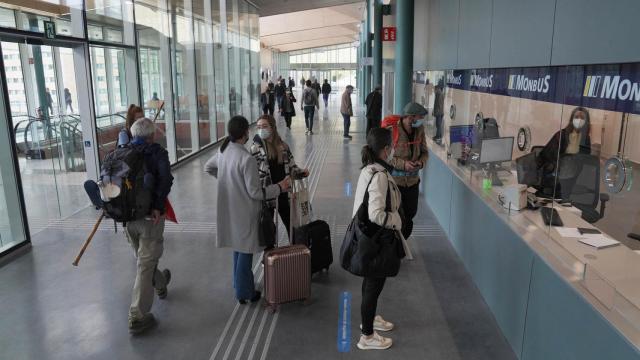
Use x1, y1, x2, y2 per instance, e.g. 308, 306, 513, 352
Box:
303, 298, 312, 306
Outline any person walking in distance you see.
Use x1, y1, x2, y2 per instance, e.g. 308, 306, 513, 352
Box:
365, 85, 383, 136
289, 77, 295, 89
125, 118, 174, 335
321, 79, 332, 107
387, 102, 429, 240
279, 88, 296, 130
44, 88, 54, 116
432, 80, 445, 143
301, 80, 319, 135
64, 88, 74, 113
352, 128, 403, 350
204, 116, 290, 305
340, 85, 354, 139
275, 79, 286, 113
261, 82, 275, 116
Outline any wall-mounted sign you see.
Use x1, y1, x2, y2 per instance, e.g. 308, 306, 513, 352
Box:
44, 21, 56, 39
361, 57, 373, 66
382, 27, 396, 41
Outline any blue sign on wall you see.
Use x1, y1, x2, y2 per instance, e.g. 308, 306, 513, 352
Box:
435, 63, 640, 115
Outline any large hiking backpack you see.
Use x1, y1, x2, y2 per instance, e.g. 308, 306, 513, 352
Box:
381, 115, 422, 148
100, 145, 152, 223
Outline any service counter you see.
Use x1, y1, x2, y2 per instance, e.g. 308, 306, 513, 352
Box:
423, 139, 640, 359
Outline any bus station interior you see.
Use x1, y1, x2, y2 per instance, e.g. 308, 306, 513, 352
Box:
2, 0, 640, 359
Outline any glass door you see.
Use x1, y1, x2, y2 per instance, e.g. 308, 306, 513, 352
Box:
2, 36, 97, 235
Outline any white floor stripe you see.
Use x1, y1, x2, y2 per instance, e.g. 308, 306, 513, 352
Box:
259, 312, 279, 360
246, 311, 269, 360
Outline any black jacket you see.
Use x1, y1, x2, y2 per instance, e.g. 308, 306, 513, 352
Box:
275, 83, 285, 96
279, 93, 296, 116
321, 83, 332, 95
139, 142, 174, 213
539, 128, 591, 172
365, 91, 383, 120
312, 83, 321, 95
289, 79, 295, 88
261, 90, 275, 109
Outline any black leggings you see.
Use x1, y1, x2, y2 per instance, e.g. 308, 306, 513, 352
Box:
283, 114, 293, 128
276, 193, 290, 236
399, 183, 420, 238
361, 277, 387, 336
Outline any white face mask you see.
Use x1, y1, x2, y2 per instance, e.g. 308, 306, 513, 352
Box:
258, 128, 271, 139
385, 147, 395, 163
572, 117, 585, 129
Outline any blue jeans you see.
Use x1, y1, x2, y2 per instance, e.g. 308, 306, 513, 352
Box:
322, 93, 329, 106
304, 106, 315, 131
342, 113, 351, 136
233, 251, 256, 300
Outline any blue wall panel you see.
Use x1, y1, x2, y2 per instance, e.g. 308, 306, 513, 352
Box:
523, 258, 640, 360
449, 175, 534, 357
423, 152, 453, 236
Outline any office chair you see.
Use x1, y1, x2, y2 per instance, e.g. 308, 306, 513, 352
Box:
559, 153, 609, 223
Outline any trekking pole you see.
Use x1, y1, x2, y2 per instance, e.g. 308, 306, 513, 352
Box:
72, 212, 105, 266
152, 101, 165, 123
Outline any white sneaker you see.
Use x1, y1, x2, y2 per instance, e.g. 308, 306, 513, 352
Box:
360, 315, 395, 332
357, 332, 392, 350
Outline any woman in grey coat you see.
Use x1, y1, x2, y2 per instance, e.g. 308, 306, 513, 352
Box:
205, 116, 291, 304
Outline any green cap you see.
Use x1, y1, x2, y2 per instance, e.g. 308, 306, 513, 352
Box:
403, 102, 428, 116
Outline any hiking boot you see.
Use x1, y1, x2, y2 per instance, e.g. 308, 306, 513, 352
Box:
157, 269, 171, 299
129, 313, 157, 335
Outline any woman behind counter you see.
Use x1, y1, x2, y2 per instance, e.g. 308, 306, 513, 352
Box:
538, 106, 592, 197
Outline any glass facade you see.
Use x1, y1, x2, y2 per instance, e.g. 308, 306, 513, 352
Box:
0, 0, 260, 255
286, 43, 358, 94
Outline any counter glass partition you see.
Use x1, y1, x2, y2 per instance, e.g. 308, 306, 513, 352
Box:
415, 65, 640, 342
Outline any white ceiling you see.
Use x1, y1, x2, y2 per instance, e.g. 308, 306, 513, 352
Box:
259, 2, 365, 52
251, 0, 362, 17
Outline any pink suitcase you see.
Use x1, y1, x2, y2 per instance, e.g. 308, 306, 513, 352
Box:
264, 244, 311, 312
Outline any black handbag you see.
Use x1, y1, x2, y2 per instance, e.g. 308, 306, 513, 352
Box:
340, 171, 406, 278
258, 188, 276, 248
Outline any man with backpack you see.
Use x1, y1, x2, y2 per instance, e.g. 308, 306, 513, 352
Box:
114, 117, 174, 335
301, 80, 319, 135
384, 102, 428, 240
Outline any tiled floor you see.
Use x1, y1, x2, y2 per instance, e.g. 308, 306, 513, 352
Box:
0, 97, 517, 360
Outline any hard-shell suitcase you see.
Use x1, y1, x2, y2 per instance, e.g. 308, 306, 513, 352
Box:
293, 220, 333, 273
263, 245, 311, 312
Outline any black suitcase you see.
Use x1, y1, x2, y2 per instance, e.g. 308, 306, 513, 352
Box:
293, 220, 333, 273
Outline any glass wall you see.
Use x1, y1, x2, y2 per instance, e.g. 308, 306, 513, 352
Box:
0, 0, 261, 254
286, 43, 357, 93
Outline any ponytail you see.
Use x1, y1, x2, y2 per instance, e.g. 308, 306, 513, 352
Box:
222, 115, 249, 153
361, 145, 377, 168
220, 137, 231, 153
361, 128, 392, 168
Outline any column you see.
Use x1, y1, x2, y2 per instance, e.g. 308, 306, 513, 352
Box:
372, 0, 382, 89
393, 0, 414, 113
363, 0, 371, 100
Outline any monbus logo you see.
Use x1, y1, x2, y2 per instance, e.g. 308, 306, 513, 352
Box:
470, 74, 493, 88
446, 73, 463, 85
583, 76, 640, 102
508, 74, 551, 93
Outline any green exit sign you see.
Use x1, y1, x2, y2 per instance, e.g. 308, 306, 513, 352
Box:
44, 21, 56, 39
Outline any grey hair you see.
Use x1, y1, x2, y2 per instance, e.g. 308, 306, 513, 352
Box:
130, 117, 155, 139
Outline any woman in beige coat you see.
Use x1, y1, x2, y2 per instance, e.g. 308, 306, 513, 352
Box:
352, 128, 403, 350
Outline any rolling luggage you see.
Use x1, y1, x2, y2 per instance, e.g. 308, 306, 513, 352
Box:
263, 174, 311, 313
263, 244, 311, 312
293, 220, 333, 273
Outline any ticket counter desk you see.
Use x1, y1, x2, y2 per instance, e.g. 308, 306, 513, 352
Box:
422, 140, 640, 359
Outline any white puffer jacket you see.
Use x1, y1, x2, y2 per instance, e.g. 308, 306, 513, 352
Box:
352, 162, 403, 231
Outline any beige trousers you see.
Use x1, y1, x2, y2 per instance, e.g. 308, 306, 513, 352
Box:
125, 218, 166, 321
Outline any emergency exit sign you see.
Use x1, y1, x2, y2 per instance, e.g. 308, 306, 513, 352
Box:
382, 27, 396, 41
44, 21, 56, 39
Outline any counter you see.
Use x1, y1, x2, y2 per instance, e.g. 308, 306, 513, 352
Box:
423, 139, 640, 359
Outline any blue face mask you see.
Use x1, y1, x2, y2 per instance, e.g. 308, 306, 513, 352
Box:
412, 119, 424, 128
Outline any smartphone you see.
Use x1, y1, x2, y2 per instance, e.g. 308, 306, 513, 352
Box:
578, 227, 601, 235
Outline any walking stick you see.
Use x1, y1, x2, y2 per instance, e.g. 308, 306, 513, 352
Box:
152, 101, 165, 123
72, 212, 105, 266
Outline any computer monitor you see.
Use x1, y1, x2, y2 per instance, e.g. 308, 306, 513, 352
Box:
449, 125, 475, 146
480, 137, 514, 164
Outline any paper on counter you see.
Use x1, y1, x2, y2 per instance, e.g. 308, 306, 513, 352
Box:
578, 235, 620, 249
555, 227, 583, 238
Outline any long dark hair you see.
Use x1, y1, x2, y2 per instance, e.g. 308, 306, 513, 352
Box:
126, 104, 144, 130
565, 106, 591, 134
257, 115, 285, 163
221, 115, 249, 153
361, 128, 392, 168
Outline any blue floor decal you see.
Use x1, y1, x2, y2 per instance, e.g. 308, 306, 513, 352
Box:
337, 291, 352, 352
